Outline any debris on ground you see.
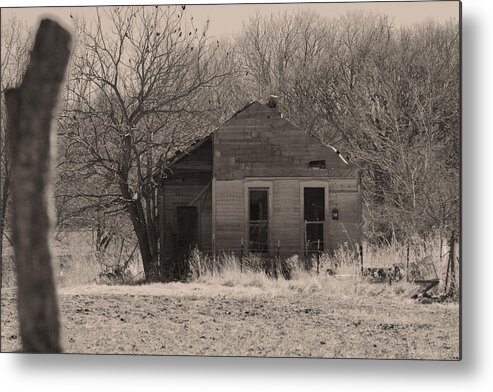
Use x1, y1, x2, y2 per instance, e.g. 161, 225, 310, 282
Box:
412, 290, 458, 304
363, 263, 405, 284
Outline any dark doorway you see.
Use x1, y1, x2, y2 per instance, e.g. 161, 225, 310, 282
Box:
177, 206, 198, 254
249, 189, 269, 253
304, 187, 325, 253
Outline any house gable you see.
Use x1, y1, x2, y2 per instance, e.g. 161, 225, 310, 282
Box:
213, 101, 354, 180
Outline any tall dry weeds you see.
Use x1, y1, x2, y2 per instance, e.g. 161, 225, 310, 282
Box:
185, 236, 458, 300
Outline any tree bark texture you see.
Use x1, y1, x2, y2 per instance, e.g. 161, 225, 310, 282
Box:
119, 133, 160, 282
5, 19, 72, 353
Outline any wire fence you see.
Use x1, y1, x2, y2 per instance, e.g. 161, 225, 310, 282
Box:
180, 232, 460, 295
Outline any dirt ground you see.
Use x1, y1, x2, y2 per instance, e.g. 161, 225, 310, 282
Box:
0, 283, 459, 359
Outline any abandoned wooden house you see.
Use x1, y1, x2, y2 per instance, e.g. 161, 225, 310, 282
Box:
157, 97, 362, 278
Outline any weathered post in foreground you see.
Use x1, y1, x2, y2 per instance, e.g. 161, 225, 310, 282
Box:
240, 238, 244, 273
359, 244, 364, 275
5, 19, 72, 352
406, 244, 410, 282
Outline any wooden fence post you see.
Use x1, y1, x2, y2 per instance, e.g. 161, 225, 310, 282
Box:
276, 240, 281, 277
406, 244, 410, 282
359, 244, 364, 275
5, 19, 72, 352
240, 238, 244, 273
212, 234, 216, 264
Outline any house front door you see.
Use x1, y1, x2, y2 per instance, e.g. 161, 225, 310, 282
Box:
303, 187, 325, 254
176, 206, 198, 257
248, 188, 269, 253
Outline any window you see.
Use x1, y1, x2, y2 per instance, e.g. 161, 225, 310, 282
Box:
309, 160, 326, 169
249, 189, 269, 253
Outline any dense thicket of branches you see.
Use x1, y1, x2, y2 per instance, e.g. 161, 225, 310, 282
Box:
232, 11, 459, 244
1, 7, 459, 280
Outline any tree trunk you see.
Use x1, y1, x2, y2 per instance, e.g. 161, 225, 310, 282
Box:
5, 19, 71, 353
119, 180, 159, 282
119, 127, 160, 282
145, 145, 159, 271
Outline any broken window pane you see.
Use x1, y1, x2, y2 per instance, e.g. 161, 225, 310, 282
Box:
304, 187, 325, 221
249, 189, 268, 221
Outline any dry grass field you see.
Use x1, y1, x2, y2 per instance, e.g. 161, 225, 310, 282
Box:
1, 277, 459, 359
0, 234, 459, 359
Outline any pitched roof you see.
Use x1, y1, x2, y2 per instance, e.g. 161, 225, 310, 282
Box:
167, 100, 350, 167
167, 100, 256, 166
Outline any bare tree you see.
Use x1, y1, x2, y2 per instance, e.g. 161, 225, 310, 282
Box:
305, 17, 460, 241
59, 6, 231, 281
236, 10, 327, 104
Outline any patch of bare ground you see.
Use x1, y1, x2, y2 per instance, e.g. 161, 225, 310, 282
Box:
1, 280, 459, 359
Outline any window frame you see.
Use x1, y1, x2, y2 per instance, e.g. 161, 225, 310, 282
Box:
244, 180, 273, 254
299, 181, 329, 255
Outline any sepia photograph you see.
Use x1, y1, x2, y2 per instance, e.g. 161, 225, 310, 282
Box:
0, 1, 460, 360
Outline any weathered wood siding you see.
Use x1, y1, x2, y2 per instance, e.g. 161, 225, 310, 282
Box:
214, 177, 361, 255
327, 178, 362, 250
162, 179, 212, 253
161, 101, 361, 264
160, 138, 213, 268
171, 136, 212, 174
214, 180, 244, 253
213, 102, 353, 180
272, 179, 301, 255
